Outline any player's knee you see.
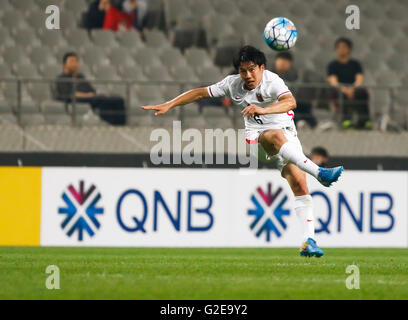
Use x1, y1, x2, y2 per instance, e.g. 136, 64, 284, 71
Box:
261, 130, 284, 145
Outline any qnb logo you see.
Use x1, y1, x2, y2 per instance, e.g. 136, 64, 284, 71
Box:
248, 183, 290, 242
58, 181, 104, 241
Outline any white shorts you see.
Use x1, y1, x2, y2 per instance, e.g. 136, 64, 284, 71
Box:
245, 125, 302, 172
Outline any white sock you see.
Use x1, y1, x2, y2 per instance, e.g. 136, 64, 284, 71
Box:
294, 195, 315, 242
278, 142, 319, 178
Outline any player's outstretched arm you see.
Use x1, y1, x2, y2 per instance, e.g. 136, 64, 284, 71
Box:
142, 87, 210, 116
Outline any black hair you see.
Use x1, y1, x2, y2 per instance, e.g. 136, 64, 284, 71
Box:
275, 51, 293, 62
63, 52, 78, 64
334, 37, 353, 49
233, 45, 266, 70
311, 147, 329, 158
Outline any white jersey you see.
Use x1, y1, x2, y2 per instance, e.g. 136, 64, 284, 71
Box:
207, 70, 294, 130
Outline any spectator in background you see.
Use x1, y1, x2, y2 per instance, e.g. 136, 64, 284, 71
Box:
103, 0, 136, 31
55, 52, 126, 126
271, 52, 317, 129
121, 0, 148, 32
310, 147, 330, 167
85, 0, 108, 30
327, 37, 371, 129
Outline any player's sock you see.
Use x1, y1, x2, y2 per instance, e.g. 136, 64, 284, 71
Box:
278, 142, 319, 178
294, 195, 315, 241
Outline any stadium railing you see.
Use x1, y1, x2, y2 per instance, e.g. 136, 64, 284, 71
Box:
0, 77, 406, 131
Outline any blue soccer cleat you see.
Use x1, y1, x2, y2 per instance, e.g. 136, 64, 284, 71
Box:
317, 166, 344, 187
299, 238, 324, 258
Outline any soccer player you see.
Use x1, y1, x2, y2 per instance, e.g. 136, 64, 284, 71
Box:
143, 46, 343, 257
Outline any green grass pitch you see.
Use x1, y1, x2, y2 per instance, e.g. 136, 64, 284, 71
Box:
0, 247, 407, 300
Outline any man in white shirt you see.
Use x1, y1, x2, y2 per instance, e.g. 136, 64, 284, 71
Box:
143, 46, 344, 257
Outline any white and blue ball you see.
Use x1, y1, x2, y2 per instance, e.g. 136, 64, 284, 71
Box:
264, 17, 298, 51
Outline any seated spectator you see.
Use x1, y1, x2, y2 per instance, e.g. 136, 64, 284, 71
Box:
327, 37, 371, 129
271, 52, 317, 129
310, 146, 330, 167
121, 0, 148, 32
55, 52, 126, 126
85, 0, 108, 30
103, 0, 136, 31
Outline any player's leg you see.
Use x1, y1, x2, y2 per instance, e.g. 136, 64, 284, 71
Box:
259, 129, 319, 178
281, 163, 324, 258
258, 129, 343, 187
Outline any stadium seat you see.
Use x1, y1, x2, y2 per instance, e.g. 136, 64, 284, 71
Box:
82, 50, 110, 70
27, 10, 47, 31
160, 47, 188, 69
41, 100, 67, 114
119, 66, 147, 81
202, 106, 233, 128
202, 14, 234, 46
170, 65, 199, 82
145, 30, 171, 49
144, 66, 173, 82
11, 0, 39, 11
39, 64, 62, 79
0, 64, 12, 77
26, 83, 53, 105
0, 0, 12, 11
1, 11, 29, 31
109, 48, 136, 68
134, 48, 163, 67
0, 100, 12, 114
30, 47, 58, 66
3, 47, 30, 67
127, 114, 153, 126
45, 114, 72, 125
39, 30, 68, 47
135, 85, 165, 105
184, 48, 214, 72
14, 64, 40, 78
187, 0, 214, 18
171, 16, 204, 51
60, 10, 79, 31
92, 30, 119, 48
93, 65, 120, 80
36, 0, 65, 9
163, 0, 192, 28
195, 66, 223, 84
214, 34, 242, 67
161, 85, 181, 101
211, 0, 240, 17
65, 29, 91, 47
116, 31, 145, 52
64, 0, 88, 15
0, 113, 17, 125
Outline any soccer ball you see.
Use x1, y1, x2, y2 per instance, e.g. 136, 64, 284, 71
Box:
264, 17, 298, 51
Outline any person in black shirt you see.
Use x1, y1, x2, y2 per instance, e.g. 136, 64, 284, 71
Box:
55, 52, 126, 125
84, 0, 108, 30
327, 37, 371, 129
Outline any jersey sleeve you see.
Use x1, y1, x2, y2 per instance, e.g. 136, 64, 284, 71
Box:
266, 76, 291, 100
207, 76, 231, 98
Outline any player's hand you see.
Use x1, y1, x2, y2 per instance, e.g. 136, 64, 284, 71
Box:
241, 104, 264, 119
142, 103, 172, 116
